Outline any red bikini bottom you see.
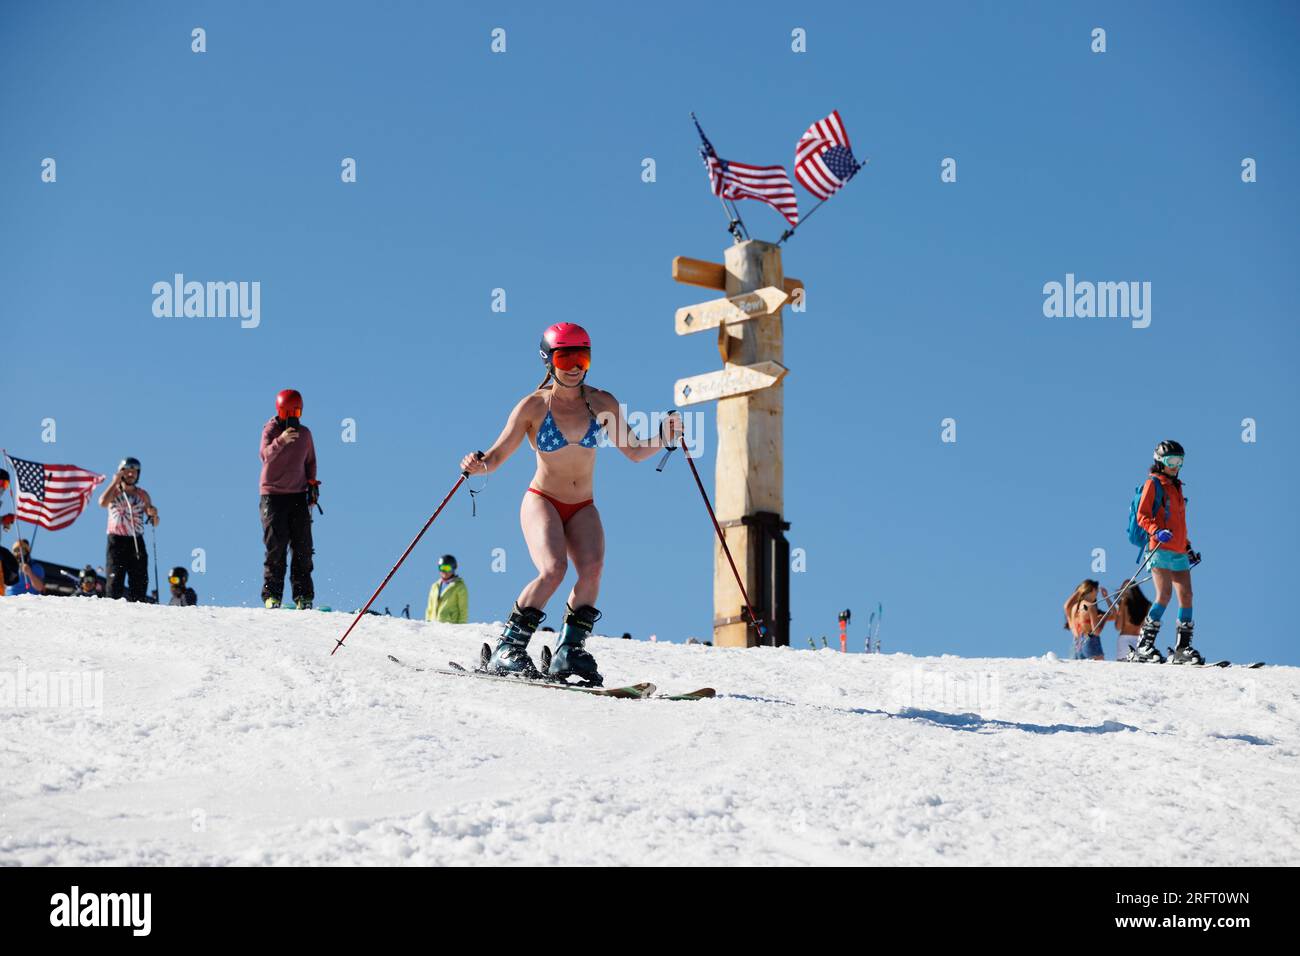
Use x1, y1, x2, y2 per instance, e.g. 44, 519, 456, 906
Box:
528, 487, 594, 525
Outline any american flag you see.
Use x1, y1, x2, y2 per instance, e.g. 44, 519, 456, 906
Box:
794, 110, 861, 200
694, 115, 799, 226
2, 453, 104, 531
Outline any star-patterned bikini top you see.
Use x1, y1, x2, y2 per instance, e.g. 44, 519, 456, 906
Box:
536, 395, 602, 452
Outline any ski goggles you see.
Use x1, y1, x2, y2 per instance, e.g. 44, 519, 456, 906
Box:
168, 574, 185, 585
438, 563, 455, 574
550, 348, 591, 372
1160, 455, 1184, 469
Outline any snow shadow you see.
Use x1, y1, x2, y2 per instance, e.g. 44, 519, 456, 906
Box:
723, 694, 1140, 736
889, 707, 1139, 736
1209, 732, 1274, 747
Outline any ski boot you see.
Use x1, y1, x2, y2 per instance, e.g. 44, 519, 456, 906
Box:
486, 603, 546, 678
294, 598, 313, 611
545, 603, 604, 686
264, 596, 282, 610
1128, 617, 1166, 663
1167, 620, 1203, 665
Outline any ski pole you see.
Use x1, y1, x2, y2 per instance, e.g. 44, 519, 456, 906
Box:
1095, 552, 1199, 633
1086, 536, 1167, 640
149, 518, 161, 604
679, 442, 769, 644
331, 453, 483, 655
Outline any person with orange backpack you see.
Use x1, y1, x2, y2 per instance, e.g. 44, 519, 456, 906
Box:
1126, 440, 1203, 664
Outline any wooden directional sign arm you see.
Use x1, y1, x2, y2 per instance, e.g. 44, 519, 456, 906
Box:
674, 361, 788, 407
675, 287, 789, 335
673, 256, 803, 300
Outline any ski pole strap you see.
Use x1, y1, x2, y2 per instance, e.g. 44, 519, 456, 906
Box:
467, 451, 487, 517
655, 410, 679, 473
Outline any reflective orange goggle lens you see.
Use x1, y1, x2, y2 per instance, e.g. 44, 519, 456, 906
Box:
169, 575, 183, 585
551, 348, 591, 372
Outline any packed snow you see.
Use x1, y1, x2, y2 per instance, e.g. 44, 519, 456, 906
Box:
1, 596, 1296, 866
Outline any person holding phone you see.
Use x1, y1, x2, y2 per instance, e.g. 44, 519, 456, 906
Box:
259, 388, 318, 610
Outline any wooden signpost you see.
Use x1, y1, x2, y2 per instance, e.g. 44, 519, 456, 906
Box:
672, 240, 794, 648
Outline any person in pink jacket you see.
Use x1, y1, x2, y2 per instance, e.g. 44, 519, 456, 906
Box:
259, 388, 318, 609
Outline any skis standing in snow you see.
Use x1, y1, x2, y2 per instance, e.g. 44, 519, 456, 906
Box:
1129, 440, 1203, 664
459, 323, 682, 686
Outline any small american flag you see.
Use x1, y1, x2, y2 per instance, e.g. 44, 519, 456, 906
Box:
3, 453, 104, 531
694, 115, 799, 226
794, 110, 861, 200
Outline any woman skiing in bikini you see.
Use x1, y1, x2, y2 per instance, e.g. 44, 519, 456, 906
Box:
459, 323, 682, 685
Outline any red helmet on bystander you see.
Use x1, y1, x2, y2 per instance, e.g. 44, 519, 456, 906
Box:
276, 389, 303, 420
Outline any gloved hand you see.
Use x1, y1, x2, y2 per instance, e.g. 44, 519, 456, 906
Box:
1187, 547, 1202, 566
1155, 529, 1173, 544
306, 479, 321, 508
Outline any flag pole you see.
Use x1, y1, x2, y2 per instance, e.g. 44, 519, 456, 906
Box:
779, 158, 869, 245
691, 112, 750, 243
0, 451, 15, 545
2, 450, 30, 590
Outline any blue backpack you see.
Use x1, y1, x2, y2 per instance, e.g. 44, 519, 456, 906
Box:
1126, 476, 1168, 561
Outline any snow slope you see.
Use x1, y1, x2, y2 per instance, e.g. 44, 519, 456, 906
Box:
1, 597, 1297, 866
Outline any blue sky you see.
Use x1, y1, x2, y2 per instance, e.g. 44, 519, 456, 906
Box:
2, 1, 1297, 664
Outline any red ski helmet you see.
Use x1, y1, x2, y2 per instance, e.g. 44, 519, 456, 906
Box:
276, 388, 304, 420
539, 322, 591, 355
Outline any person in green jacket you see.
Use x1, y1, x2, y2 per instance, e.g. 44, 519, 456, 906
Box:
426, 553, 468, 624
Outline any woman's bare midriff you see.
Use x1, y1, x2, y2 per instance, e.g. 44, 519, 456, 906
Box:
529, 446, 596, 502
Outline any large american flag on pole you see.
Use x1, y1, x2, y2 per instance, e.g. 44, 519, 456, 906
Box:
694, 115, 799, 226
2, 453, 105, 531
794, 110, 861, 200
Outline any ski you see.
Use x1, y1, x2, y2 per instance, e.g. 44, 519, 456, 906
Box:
1122, 654, 1264, 669
388, 654, 656, 698
655, 687, 717, 701
1165, 647, 1265, 669
388, 655, 714, 699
